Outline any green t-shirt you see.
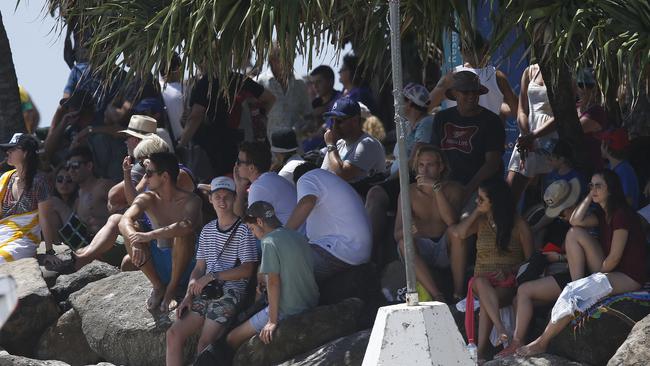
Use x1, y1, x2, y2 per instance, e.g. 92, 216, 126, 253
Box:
259, 227, 319, 316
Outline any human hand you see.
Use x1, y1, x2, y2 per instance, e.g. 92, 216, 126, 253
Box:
176, 296, 192, 319
128, 231, 153, 245
187, 275, 210, 296
122, 156, 134, 173
259, 322, 278, 344
131, 245, 147, 267
324, 128, 338, 145
517, 133, 535, 150
61, 111, 80, 127
232, 163, 248, 190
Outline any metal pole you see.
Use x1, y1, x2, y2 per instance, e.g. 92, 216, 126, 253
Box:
388, 0, 418, 306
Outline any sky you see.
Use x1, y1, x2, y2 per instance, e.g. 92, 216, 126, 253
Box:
2, 2, 350, 127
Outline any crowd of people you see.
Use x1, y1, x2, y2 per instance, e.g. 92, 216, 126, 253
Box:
2, 35, 649, 365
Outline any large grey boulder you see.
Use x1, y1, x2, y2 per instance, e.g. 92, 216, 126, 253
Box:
549, 298, 650, 365
0, 258, 59, 356
35, 309, 101, 366
0, 350, 70, 366
233, 298, 364, 366
69, 271, 195, 366
484, 353, 585, 366
607, 313, 650, 366
278, 329, 370, 366
50, 261, 119, 301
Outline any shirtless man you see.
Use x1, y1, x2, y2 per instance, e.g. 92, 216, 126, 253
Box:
66, 146, 114, 236
394, 145, 464, 301
119, 152, 202, 312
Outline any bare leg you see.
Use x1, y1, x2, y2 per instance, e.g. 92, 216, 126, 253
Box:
226, 320, 258, 350
473, 278, 512, 342
517, 272, 642, 357
162, 235, 195, 312
477, 300, 493, 360
398, 238, 443, 300
166, 311, 204, 366
120, 254, 138, 271
506, 171, 530, 206
365, 185, 390, 265
447, 228, 467, 298
124, 237, 165, 309
74, 214, 122, 270
564, 227, 604, 280
497, 277, 561, 358
196, 319, 227, 355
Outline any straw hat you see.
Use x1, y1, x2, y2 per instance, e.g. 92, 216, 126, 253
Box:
119, 115, 157, 139
544, 178, 581, 218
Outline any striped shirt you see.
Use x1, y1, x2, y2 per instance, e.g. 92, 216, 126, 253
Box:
197, 218, 258, 295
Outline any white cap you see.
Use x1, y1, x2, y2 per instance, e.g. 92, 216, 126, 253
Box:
210, 176, 236, 193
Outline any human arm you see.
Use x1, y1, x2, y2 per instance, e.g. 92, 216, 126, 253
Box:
323, 130, 364, 182
600, 229, 629, 273
569, 195, 599, 227
44, 110, 74, 157
286, 195, 317, 231
435, 181, 463, 227
259, 272, 280, 344
516, 67, 531, 135
448, 208, 482, 240
516, 216, 535, 259
427, 71, 453, 111
127, 195, 201, 243
496, 70, 518, 119
177, 259, 207, 317
107, 181, 127, 213
118, 193, 153, 266
122, 157, 139, 205
178, 104, 206, 147
463, 151, 501, 204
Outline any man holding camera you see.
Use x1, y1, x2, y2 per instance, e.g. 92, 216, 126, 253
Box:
166, 176, 258, 366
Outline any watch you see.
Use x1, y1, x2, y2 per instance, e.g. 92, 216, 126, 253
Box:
326, 144, 337, 152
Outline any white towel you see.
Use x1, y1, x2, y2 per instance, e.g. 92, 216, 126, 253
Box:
551, 272, 612, 323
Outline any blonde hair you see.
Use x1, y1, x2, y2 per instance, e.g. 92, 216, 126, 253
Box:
362, 115, 386, 142
133, 134, 170, 160
411, 144, 449, 178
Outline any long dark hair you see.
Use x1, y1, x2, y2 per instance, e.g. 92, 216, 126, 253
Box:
22, 142, 39, 193
480, 178, 516, 252
594, 169, 629, 218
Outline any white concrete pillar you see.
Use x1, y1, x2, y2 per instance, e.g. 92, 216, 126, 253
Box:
362, 301, 474, 366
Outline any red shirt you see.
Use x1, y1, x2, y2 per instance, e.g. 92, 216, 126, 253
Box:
597, 207, 647, 284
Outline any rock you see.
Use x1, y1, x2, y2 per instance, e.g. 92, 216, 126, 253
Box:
278, 329, 371, 366
233, 298, 364, 366
484, 353, 585, 365
549, 297, 650, 365
607, 313, 650, 366
69, 271, 195, 366
50, 261, 119, 301
0, 258, 60, 356
318, 264, 386, 329
37, 243, 73, 287
35, 309, 101, 366
0, 350, 70, 366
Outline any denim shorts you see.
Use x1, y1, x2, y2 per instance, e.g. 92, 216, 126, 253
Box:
249, 306, 285, 332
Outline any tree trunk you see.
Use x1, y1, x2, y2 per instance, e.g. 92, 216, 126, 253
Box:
0, 11, 26, 143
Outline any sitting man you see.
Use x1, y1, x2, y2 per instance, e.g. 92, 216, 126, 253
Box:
166, 176, 257, 366
74, 134, 194, 269
227, 201, 319, 348
119, 152, 202, 312
394, 145, 464, 301
233, 141, 297, 225
321, 97, 386, 187
65, 146, 113, 238
286, 163, 372, 280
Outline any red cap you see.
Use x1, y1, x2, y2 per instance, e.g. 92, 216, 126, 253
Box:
596, 128, 629, 151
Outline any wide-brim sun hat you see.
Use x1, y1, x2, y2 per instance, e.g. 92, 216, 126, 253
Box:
445, 70, 489, 101
544, 177, 581, 218
119, 115, 158, 140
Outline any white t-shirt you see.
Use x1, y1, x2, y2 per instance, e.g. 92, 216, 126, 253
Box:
321, 133, 386, 183
278, 154, 305, 186
297, 169, 372, 265
160, 80, 184, 140
248, 172, 297, 225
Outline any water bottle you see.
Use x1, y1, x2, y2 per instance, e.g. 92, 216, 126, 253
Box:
466, 342, 478, 365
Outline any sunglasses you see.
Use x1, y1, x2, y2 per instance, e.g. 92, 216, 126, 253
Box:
588, 182, 605, 191
66, 161, 89, 170
56, 175, 73, 184
145, 169, 161, 178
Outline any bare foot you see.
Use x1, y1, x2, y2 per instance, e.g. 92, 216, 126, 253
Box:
516, 338, 547, 357
147, 287, 165, 311
496, 332, 509, 347
159, 288, 178, 313
495, 339, 522, 359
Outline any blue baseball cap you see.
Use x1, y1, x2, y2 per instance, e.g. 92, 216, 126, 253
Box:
322, 97, 361, 119
133, 97, 164, 114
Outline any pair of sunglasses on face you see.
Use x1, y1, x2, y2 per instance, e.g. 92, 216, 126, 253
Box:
56, 175, 73, 184
65, 161, 89, 170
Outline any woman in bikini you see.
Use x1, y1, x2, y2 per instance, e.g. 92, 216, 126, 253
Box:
449, 178, 533, 362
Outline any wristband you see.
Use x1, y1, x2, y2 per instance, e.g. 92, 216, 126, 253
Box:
326, 144, 337, 152
432, 181, 442, 192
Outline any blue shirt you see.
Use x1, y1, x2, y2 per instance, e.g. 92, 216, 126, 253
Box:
609, 160, 640, 209
545, 169, 587, 197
